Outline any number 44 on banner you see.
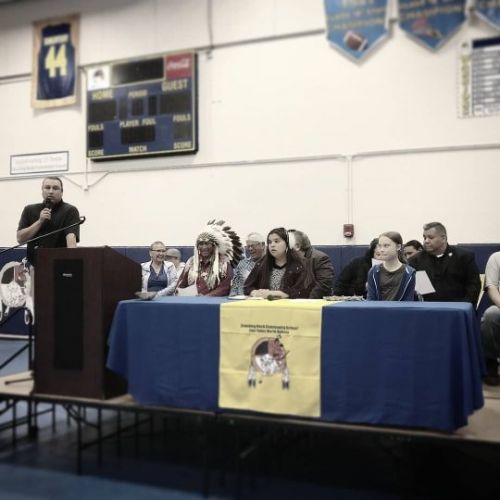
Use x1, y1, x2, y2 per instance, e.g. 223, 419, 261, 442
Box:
31, 14, 79, 109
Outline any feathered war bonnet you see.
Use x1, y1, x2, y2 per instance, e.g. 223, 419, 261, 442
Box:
188, 220, 243, 290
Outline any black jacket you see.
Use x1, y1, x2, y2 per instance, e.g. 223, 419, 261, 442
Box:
244, 256, 312, 299
408, 245, 480, 305
305, 247, 335, 299
333, 250, 372, 297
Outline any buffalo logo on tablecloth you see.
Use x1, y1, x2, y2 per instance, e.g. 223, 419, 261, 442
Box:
248, 336, 290, 389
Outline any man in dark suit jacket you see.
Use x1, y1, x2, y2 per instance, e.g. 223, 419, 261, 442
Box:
408, 222, 480, 306
290, 230, 335, 299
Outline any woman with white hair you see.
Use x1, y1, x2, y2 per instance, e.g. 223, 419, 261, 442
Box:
141, 241, 177, 297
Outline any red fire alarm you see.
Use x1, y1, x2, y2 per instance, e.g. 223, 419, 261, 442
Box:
343, 224, 354, 238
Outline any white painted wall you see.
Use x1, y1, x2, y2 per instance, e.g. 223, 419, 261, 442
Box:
0, 0, 499, 248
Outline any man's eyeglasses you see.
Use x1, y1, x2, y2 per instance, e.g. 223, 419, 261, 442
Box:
150, 249, 166, 253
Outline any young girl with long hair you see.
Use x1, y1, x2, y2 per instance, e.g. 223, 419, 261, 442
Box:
367, 231, 416, 301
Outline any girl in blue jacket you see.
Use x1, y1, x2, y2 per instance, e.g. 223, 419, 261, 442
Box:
367, 231, 416, 301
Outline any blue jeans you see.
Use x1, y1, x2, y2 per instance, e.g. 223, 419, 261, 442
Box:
481, 305, 500, 360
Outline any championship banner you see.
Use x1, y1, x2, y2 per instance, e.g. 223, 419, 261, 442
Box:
219, 300, 326, 418
399, 0, 466, 50
474, 0, 500, 29
32, 14, 79, 109
324, 0, 389, 61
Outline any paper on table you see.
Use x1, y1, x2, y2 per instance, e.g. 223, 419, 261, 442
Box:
176, 284, 198, 296
415, 270, 436, 295
227, 295, 265, 300
135, 291, 157, 300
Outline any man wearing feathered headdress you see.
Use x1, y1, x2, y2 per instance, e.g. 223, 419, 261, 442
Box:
176, 220, 242, 296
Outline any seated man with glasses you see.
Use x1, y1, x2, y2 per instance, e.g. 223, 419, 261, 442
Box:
141, 241, 178, 297
230, 232, 266, 296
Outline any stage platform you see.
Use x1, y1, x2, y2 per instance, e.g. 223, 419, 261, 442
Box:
3, 371, 500, 498
2, 371, 500, 445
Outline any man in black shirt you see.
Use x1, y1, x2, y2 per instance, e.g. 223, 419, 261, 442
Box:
17, 176, 80, 265
408, 222, 480, 306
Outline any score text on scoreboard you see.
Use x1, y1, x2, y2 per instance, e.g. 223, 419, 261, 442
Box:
86, 52, 197, 160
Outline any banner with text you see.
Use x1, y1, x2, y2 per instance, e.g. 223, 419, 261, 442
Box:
399, 0, 466, 50
474, 0, 500, 29
324, 0, 389, 61
219, 300, 326, 417
32, 14, 79, 109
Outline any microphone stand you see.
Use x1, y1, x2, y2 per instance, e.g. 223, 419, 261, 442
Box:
0, 216, 86, 256
1, 216, 86, 387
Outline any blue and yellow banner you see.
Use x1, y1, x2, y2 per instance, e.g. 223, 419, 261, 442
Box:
399, 0, 466, 50
32, 14, 79, 109
324, 0, 389, 61
219, 300, 327, 417
475, 0, 500, 29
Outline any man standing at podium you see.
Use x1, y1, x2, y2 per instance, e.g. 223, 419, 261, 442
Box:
17, 176, 80, 265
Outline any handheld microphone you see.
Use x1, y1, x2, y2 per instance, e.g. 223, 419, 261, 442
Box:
41, 199, 53, 225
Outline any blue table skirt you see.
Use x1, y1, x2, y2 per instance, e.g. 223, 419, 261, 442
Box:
321, 301, 484, 431
107, 297, 484, 432
107, 297, 224, 411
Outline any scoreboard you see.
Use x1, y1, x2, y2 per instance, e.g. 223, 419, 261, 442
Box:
86, 52, 197, 160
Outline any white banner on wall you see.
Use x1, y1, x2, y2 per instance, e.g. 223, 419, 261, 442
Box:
459, 36, 500, 118
10, 151, 69, 175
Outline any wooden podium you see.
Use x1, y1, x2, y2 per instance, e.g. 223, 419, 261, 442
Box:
34, 246, 141, 399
